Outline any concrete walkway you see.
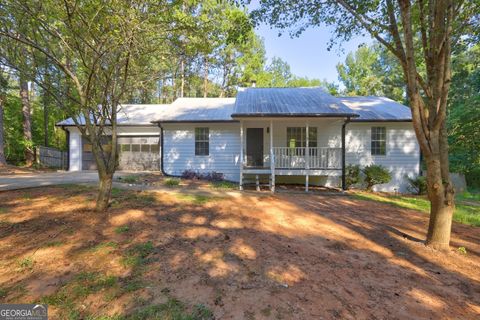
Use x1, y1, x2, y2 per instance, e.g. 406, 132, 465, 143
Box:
0, 171, 130, 191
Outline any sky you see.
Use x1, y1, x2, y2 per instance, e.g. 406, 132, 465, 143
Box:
252, 14, 372, 84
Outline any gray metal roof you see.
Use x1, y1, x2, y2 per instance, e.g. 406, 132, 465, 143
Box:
57, 90, 413, 126
155, 98, 236, 122
57, 104, 171, 126
339, 96, 412, 121
233, 87, 358, 117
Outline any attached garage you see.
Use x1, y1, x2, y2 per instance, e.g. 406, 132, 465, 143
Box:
81, 135, 160, 171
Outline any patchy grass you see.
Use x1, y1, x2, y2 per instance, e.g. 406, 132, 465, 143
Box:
112, 191, 157, 208
209, 181, 237, 190
40, 272, 119, 319
121, 241, 155, 268
0, 287, 7, 298
90, 241, 118, 252
115, 225, 130, 234
126, 298, 213, 320
118, 175, 140, 184
352, 191, 480, 227
176, 194, 213, 205
1, 185, 479, 319
164, 178, 181, 187
44, 240, 64, 248
0, 207, 7, 214
17, 257, 34, 272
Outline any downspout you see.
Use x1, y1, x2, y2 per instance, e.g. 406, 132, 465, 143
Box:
157, 122, 168, 176
341, 117, 351, 190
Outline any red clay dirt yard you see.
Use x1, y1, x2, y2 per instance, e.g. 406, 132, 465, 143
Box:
0, 185, 479, 319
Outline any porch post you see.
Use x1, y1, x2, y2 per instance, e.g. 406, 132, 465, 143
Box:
341, 118, 350, 190
270, 120, 275, 193
240, 120, 244, 191
305, 121, 309, 192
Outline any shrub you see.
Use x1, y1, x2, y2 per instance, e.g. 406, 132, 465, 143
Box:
181, 169, 198, 180
345, 164, 361, 189
363, 165, 391, 191
406, 175, 427, 195
164, 178, 180, 187
181, 170, 224, 182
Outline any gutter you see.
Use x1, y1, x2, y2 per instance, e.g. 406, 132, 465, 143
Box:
341, 117, 351, 190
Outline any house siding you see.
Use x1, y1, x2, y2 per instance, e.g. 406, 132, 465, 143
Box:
68, 128, 82, 171
346, 122, 420, 192
162, 123, 241, 181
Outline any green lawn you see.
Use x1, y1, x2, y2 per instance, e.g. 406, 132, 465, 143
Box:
352, 190, 480, 227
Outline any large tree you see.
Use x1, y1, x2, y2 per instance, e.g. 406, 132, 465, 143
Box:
0, 67, 7, 166
251, 0, 480, 250
0, 0, 177, 211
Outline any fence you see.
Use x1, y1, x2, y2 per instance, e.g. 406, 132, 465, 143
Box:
35, 146, 68, 170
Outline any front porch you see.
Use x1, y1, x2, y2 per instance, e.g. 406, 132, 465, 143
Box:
238, 118, 348, 192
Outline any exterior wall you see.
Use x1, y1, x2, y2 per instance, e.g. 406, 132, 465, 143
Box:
67, 126, 160, 171
67, 120, 420, 193
161, 120, 343, 183
162, 123, 241, 181
68, 128, 82, 171
346, 122, 420, 192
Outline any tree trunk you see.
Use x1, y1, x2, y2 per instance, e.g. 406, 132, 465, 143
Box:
203, 58, 208, 98
0, 94, 6, 166
424, 122, 455, 250
19, 77, 34, 166
43, 94, 49, 147
180, 59, 185, 98
96, 171, 113, 212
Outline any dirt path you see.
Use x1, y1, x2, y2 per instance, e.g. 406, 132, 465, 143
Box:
0, 186, 478, 319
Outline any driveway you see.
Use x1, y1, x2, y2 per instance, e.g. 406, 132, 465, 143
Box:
0, 171, 129, 191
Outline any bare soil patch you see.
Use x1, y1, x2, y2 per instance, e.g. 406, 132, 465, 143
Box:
0, 185, 479, 319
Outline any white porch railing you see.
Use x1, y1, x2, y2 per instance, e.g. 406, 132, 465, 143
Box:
272, 147, 342, 169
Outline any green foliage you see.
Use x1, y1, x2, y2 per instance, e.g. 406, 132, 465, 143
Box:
345, 164, 361, 189
406, 175, 428, 195
362, 165, 391, 191
448, 43, 480, 187
457, 247, 467, 255
336, 44, 405, 101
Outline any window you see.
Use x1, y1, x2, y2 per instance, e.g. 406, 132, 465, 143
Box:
371, 127, 387, 156
150, 144, 159, 153
195, 127, 209, 156
141, 144, 150, 152
287, 127, 317, 149
121, 144, 130, 152
131, 144, 140, 152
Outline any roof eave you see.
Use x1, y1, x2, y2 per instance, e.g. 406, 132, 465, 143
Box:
151, 119, 238, 124
230, 113, 359, 118
350, 118, 412, 122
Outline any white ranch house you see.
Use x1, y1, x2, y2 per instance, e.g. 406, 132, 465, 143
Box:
57, 87, 420, 192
